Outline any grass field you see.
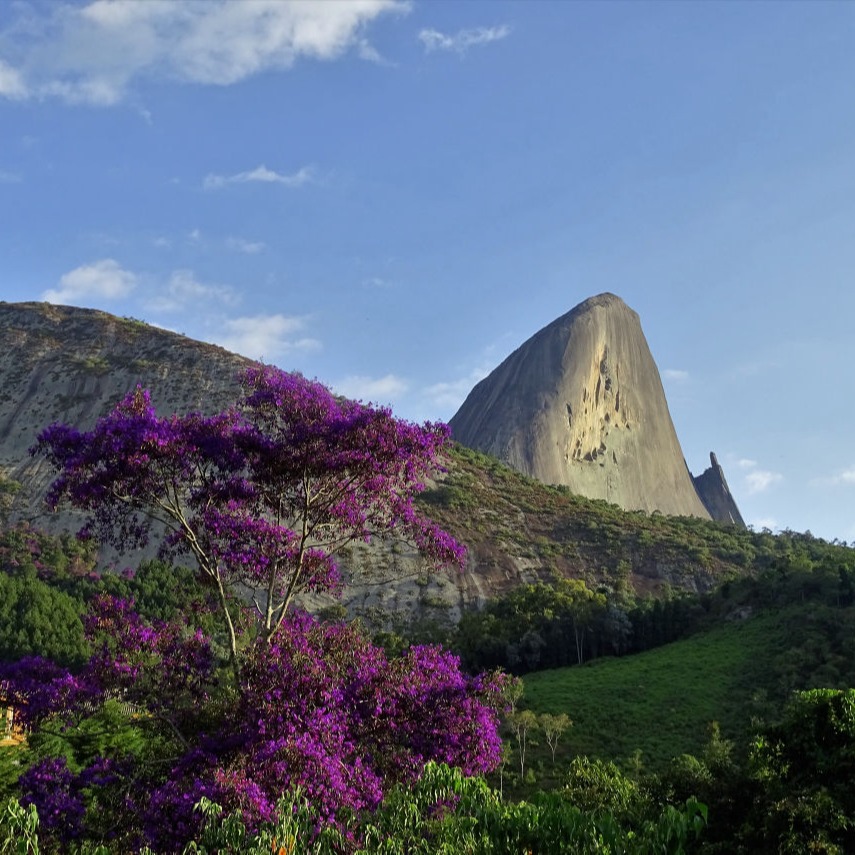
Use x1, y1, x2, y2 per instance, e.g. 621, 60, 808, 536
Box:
521, 610, 789, 774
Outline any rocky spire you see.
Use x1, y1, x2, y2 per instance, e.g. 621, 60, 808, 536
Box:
693, 452, 745, 526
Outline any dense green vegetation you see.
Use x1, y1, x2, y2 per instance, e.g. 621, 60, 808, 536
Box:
420, 443, 853, 600
0, 523, 218, 667
6, 687, 855, 853
2, 760, 708, 854
522, 613, 779, 772
3, 440, 855, 852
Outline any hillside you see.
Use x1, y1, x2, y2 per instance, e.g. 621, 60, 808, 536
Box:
0, 300, 803, 627
420, 443, 774, 604
0, 302, 251, 528
523, 612, 784, 771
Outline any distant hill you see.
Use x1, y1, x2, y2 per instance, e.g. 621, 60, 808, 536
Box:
0, 301, 763, 626
450, 293, 743, 525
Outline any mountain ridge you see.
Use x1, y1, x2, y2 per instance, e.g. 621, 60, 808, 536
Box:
0, 300, 751, 625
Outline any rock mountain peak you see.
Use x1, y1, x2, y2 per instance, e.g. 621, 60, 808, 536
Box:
450, 294, 742, 523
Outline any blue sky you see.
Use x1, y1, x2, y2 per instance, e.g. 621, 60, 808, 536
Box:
2, 0, 855, 541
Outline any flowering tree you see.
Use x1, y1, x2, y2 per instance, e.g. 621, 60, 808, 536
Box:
33, 365, 465, 669
2, 598, 505, 850
7, 367, 505, 849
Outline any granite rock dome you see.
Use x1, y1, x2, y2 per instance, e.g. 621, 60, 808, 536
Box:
450, 293, 742, 522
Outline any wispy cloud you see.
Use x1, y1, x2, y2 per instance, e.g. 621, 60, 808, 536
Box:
0, 1, 405, 106
43, 259, 137, 304
734, 358, 779, 378
203, 165, 314, 190
333, 374, 408, 404
216, 314, 321, 361
734, 457, 782, 495
750, 517, 779, 533
226, 236, 266, 254
144, 270, 238, 314
744, 470, 783, 494
813, 465, 855, 487
419, 24, 510, 55
424, 366, 491, 414
0, 60, 27, 100
832, 467, 855, 485
0, 169, 22, 183
663, 369, 689, 382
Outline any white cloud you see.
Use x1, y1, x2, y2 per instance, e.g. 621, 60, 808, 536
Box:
0, 60, 27, 100
145, 269, 238, 313
749, 517, 779, 533
744, 469, 783, 495
226, 236, 266, 254
356, 38, 389, 65
733, 456, 783, 495
0, 0, 404, 105
203, 165, 314, 190
43, 259, 137, 304
0, 170, 22, 183
424, 366, 491, 413
816, 466, 855, 487
333, 374, 408, 403
216, 314, 321, 361
362, 276, 393, 288
418, 24, 510, 55
663, 369, 689, 382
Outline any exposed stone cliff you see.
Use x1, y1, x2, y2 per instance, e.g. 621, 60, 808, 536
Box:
450, 293, 742, 523
693, 452, 745, 527
0, 302, 252, 530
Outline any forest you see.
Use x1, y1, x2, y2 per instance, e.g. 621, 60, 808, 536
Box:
2, 367, 855, 853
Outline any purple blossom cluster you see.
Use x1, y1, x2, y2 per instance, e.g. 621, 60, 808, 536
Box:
0, 655, 97, 727
18, 756, 86, 840
5, 367, 505, 850
33, 366, 466, 660
2, 601, 504, 850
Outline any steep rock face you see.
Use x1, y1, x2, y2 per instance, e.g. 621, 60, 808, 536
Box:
450, 293, 713, 519
693, 453, 745, 526
0, 302, 496, 621
0, 302, 252, 530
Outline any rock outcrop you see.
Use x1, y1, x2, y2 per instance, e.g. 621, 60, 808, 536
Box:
0, 302, 252, 531
450, 293, 742, 523
693, 452, 745, 526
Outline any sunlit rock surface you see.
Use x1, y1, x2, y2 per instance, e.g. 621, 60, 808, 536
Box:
451, 293, 740, 522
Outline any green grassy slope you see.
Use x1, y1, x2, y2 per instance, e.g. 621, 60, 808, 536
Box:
522, 610, 790, 772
